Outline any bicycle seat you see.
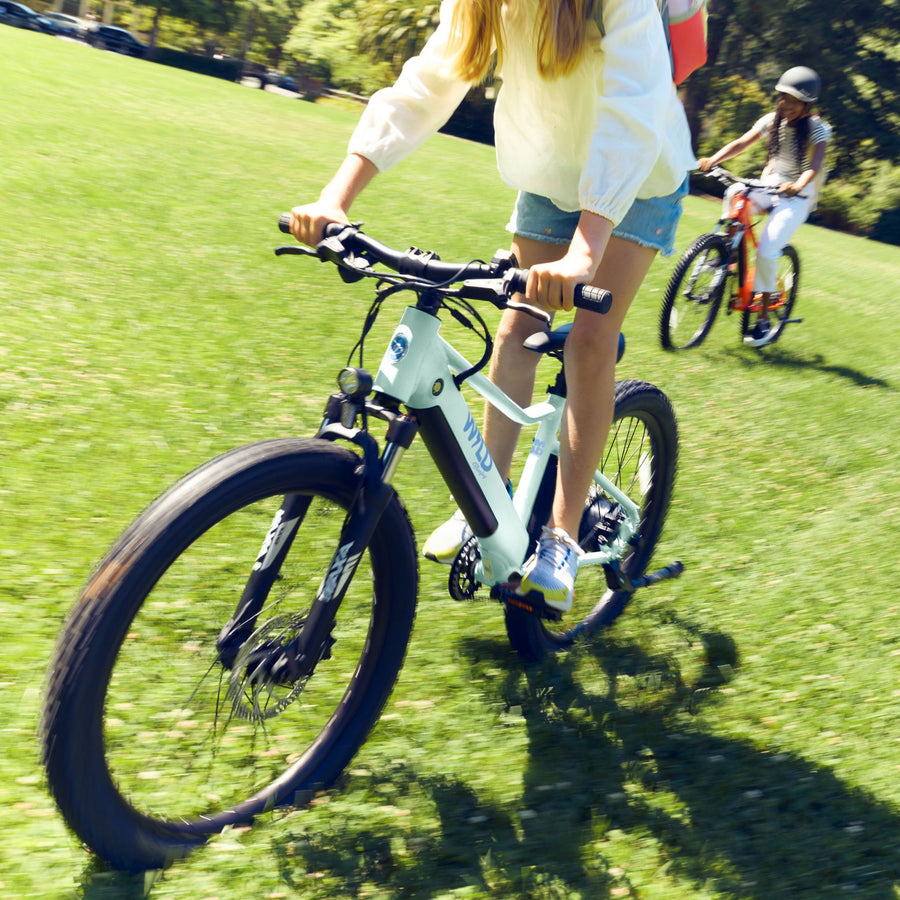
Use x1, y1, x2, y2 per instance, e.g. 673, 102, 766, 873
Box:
524, 324, 625, 362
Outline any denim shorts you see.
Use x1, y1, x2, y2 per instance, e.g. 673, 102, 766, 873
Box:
506, 177, 689, 257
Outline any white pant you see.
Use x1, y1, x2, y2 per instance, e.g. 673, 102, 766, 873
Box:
723, 179, 813, 293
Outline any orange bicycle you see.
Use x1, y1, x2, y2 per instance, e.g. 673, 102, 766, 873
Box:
660, 167, 802, 350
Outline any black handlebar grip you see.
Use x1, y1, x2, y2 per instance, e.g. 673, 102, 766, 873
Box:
504, 268, 612, 315
575, 284, 613, 315
279, 215, 351, 240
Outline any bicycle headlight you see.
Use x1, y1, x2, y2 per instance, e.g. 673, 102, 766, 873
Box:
337, 367, 372, 399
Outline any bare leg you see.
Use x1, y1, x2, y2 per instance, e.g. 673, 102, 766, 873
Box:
550, 237, 657, 537
482, 235, 657, 537
482, 236, 565, 479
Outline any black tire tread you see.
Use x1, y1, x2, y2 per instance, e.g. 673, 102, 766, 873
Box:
660, 232, 728, 350
42, 438, 418, 870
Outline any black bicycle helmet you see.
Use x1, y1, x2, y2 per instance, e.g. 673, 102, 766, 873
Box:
775, 66, 821, 103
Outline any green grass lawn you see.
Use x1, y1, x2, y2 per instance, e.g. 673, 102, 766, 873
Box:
2, 26, 899, 900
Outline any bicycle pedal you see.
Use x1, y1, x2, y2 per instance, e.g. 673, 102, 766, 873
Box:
631, 561, 685, 589
493, 583, 563, 621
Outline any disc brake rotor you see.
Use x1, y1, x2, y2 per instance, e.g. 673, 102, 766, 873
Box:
226, 613, 311, 722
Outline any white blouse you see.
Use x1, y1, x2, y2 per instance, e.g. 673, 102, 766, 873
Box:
348, 0, 696, 225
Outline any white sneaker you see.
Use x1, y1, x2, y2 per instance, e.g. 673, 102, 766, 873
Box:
517, 526, 582, 613
422, 509, 470, 564
744, 317, 773, 348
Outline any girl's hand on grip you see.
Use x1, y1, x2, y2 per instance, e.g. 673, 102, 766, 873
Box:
290, 202, 350, 247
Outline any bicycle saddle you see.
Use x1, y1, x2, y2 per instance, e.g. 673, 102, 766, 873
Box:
524, 324, 625, 362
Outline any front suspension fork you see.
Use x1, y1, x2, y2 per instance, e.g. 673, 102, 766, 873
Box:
216, 390, 417, 676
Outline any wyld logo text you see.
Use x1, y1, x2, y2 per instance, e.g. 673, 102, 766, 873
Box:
463, 412, 494, 477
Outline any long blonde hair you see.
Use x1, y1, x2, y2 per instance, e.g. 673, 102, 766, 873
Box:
449, 0, 598, 82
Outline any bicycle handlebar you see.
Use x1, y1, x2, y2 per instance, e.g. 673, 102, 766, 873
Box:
706, 166, 808, 199
278, 214, 612, 316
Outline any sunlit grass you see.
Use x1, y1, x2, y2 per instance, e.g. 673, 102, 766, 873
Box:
2, 25, 900, 900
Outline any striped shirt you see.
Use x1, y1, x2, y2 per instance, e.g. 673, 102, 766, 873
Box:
752, 112, 832, 183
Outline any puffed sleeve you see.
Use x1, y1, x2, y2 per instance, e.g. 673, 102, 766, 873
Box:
348, 0, 475, 172
578, 0, 692, 223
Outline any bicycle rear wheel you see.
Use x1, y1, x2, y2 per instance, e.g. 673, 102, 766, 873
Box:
42, 438, 418, 871
660, 233, 729, 350
504, 380, 678, 663
741, 244, 800, 346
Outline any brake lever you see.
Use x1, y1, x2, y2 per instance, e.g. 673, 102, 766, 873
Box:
275, 245, 319, 257
314, 235, 376, 283
275, 239, 375, 286
507, 299, 552, 327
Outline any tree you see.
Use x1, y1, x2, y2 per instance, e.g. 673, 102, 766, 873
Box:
236, 0, 303, 68
284, 0, 387, 91
357, 1, 440, 80
131, 0, 237, 49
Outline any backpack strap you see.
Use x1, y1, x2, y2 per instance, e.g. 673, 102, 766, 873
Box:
657, 0, 676, 81
592, 0, 677, 82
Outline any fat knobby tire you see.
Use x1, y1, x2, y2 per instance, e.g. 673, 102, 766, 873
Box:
42, 438, 418, 871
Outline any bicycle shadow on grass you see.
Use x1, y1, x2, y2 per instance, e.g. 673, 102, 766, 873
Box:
266, 617, 900, 899
459, 626, 900, 899
73, 860, 161, 899
721, 344, 892, 390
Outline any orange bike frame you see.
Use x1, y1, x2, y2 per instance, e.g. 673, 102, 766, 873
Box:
725, 189, 759, 308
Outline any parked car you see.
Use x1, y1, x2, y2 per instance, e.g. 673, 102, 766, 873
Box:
0, 0, 55, 33
88, 24, 146, 57
43, 10, 88, 38
266, 69, 299, 92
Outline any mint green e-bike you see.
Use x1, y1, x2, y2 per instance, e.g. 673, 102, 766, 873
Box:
43, 221, 681, 871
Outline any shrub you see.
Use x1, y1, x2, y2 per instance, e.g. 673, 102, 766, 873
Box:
814, 153, 900, 244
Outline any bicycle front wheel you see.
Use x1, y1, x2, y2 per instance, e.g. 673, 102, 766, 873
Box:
504, 380, 678, 663
660, 233, 729, 350
741, 244, 800, 346
42, 438, 418, 872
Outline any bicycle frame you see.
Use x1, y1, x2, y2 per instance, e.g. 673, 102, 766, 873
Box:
220, 296, 644, 664
721, 189, 758, 309
219, 228, 633, 663
718, 184, 792, 316
370, 301, 641, 585
219, 294, 642, 665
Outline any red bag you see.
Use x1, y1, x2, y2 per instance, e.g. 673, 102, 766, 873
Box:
664, 0, 709, 85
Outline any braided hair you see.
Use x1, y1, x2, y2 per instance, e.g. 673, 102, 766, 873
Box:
767, 109, 812, 169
